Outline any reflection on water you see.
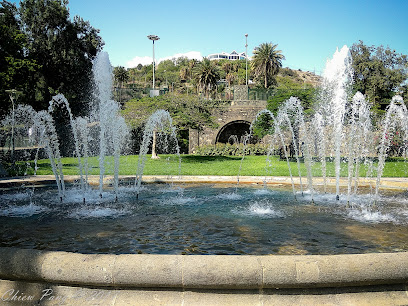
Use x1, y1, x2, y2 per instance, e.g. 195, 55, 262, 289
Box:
0, 184, 407, 255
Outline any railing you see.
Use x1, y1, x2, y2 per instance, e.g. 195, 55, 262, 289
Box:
113, 87, 169, 103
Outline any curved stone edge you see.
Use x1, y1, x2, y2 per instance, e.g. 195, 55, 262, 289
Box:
2, 175, 408, 191
0, 248, 407, 290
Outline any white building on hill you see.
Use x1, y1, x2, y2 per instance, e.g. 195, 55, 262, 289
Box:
207, 50, 246, 61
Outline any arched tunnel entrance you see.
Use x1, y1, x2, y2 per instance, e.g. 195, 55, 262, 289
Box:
216, 120, 256, 144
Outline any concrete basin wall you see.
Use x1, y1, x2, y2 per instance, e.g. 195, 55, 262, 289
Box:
0, 248, 407, 289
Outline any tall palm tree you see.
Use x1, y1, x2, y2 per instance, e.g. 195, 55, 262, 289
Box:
193, 58, 220, 98
251, 42, 285, 88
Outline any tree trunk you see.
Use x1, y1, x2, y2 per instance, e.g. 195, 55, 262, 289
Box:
151, 130, 160, 159
265, 65, 268, 88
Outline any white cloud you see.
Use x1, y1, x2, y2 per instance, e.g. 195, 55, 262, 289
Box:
158, 51, 203, 63
125, 56, 153, 68
125, 51, 203, 68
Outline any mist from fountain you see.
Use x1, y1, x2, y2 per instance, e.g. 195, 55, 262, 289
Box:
319, 46, 354, 199
73, 117, 90, 192
250, 109, 298, 197
91, 52, 129, 199
0, 51, 129, 202
375, 96, 408, 201
135, 109, 181, 199
30, 110, 66, 200
246, 45, 407, 204
48, 94, 88, 201
275, 97, 315, 198
345, 92, 373, 203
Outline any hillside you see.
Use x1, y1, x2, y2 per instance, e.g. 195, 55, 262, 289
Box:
277, 67, 322, 88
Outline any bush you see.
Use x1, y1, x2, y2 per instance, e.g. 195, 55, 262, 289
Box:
195, 143, 270, 156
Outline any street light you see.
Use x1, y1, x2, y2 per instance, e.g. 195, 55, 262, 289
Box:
147, 34, 160, 92
245, 34, 248, 86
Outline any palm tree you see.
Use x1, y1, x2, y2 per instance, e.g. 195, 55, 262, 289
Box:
226, 72, 235, 87
113, 66, 129, 103
193, 58, 220, 98
188, 59, 198, 80
179, 66, 188, 81
251, 42, 285, 88
113, 66, 129, 88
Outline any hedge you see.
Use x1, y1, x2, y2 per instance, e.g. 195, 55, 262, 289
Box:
194, 143, 270, 156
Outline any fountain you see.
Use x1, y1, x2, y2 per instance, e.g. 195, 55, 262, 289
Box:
1, 46, 407, 248
91, 52, 129, 200
134, 109, 182, 199
0, 47, 407, 304
319, 46, 353, 200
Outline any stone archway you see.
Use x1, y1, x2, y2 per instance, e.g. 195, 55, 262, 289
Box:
215, 120, 251, 144
189, 100, 267, 153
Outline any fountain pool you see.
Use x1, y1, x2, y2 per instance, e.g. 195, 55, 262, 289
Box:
1, 182, 407, 255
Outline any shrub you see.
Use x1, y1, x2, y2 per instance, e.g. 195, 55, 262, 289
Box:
195, 143, 270, 156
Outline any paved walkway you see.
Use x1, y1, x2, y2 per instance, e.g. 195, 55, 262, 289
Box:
1, 175, 408, 190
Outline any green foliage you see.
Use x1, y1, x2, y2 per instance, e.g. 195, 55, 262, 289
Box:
249, 87, 316, 138
157, 59, 177, 73
350, 40, 408, 110
195, 143, 270, 156
251, 111, 275, 138
267, 88, 316, 116
122, 93, 226, 131
0, 0, 104, 117
0, 1, 39, 117
156, 60, 179, 88
126, 57, 199, 94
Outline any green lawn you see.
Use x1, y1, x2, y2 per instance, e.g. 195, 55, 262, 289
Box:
17, 154, 408, 178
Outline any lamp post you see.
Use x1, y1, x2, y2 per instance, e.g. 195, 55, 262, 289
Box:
245, 34, 248, 86
147, 35, 160, 157
147, 35, 160, 91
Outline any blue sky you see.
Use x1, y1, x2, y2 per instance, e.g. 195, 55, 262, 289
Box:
13, 0, 408, 75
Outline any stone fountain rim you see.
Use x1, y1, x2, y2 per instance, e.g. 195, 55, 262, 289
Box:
0, 247, 407, 290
